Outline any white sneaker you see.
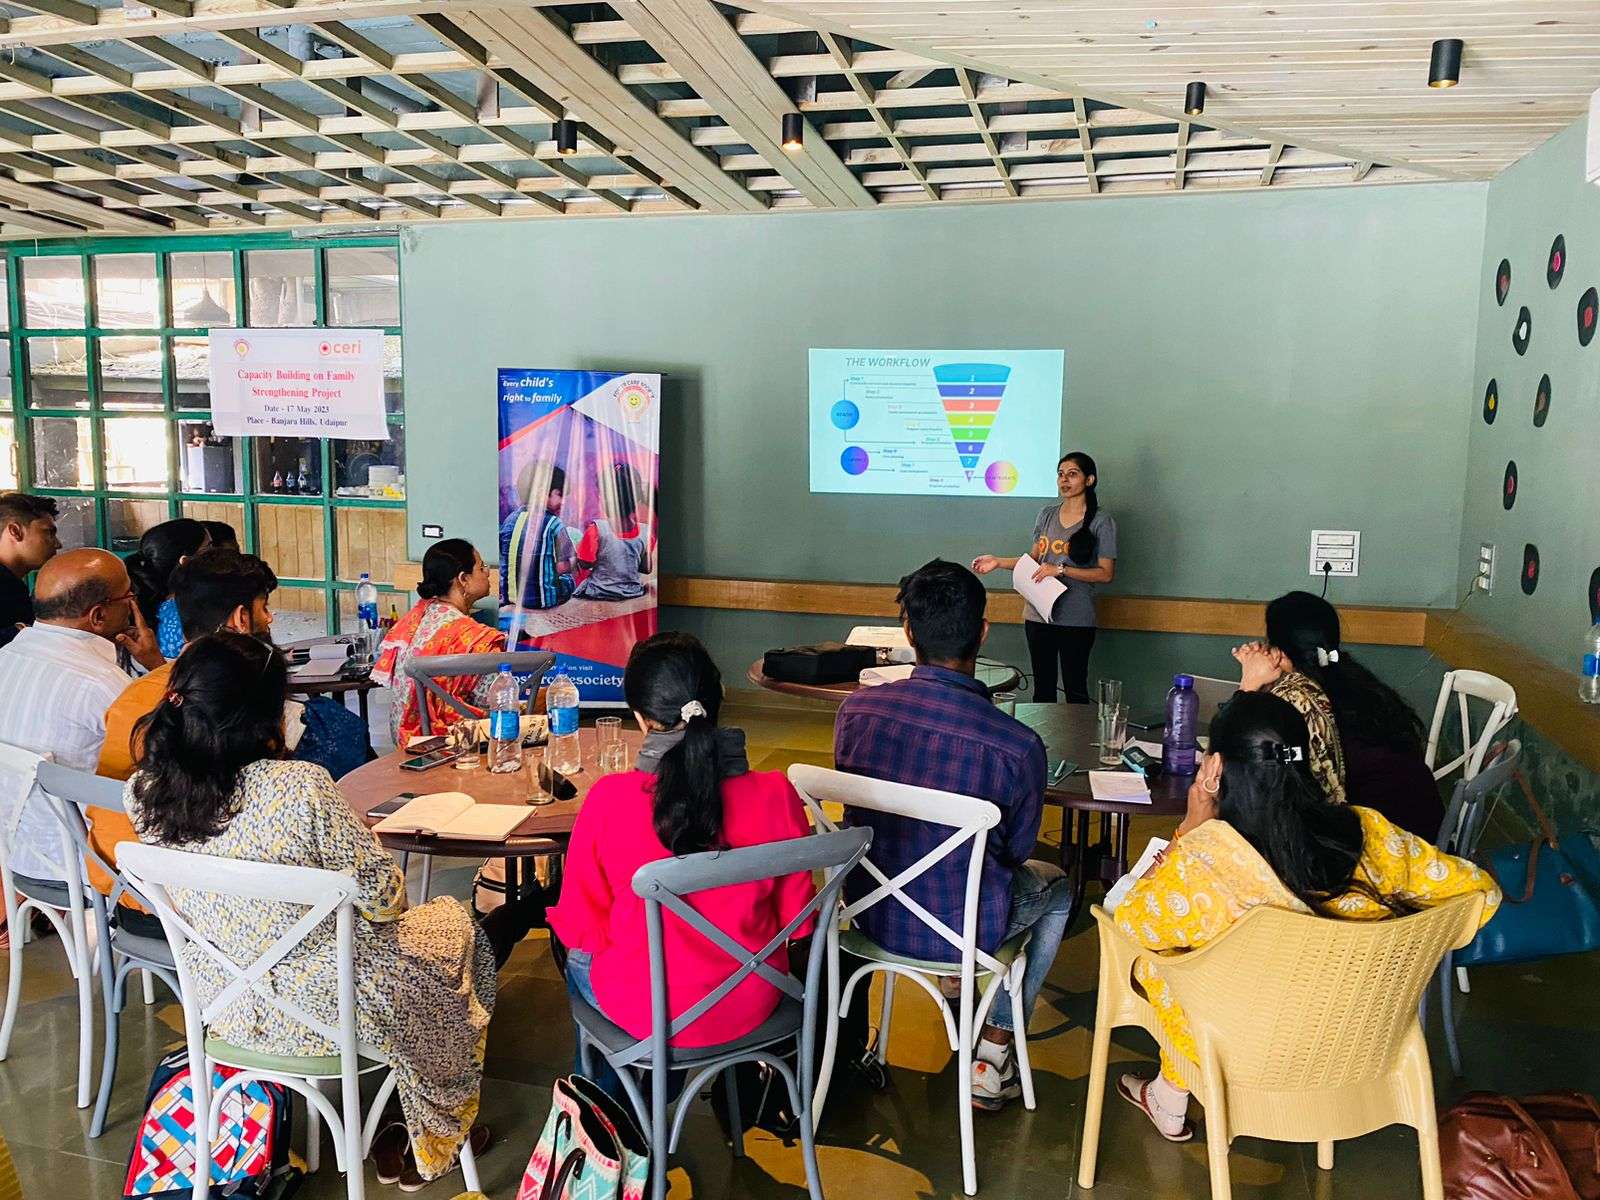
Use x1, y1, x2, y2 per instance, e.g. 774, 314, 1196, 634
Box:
971, 1048, 1021, 1111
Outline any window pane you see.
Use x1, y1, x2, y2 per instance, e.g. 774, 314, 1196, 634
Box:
26, 337, 89, 408
99, 336, 164, 409
0, 338, 11, 411
334, 429, 404, 498
107, 497, 170, 553
383, 335, 402, 416
0, 261, 9, 332
273, 585, 328, 642
254, 436, 322, 497
179, 421, 242, 494
245, 248, 316, 327
254, 503, 326, 583
51, 496, 96, 549
334, 506, 406, 583
180, 500, 244, 548
94, 254, 160, 329
169, 251, 236, 328
0, 417, 14, 489
326, 247, 399, 327
103, 416, 170, 492
21, 257, 85, 328
172, 336, 211, 410
30, 416, 93, 488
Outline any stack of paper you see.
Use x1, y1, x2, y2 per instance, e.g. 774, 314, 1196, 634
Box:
1012, 554, 1068, 620
859, 663, 916, 687
1088, 771, 1152, 804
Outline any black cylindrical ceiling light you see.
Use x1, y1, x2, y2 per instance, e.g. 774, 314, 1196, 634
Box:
1184, 80, 1206, 116
781, 111, 805, 153
556, 117, 579, 155
1429, 38, 1463, 87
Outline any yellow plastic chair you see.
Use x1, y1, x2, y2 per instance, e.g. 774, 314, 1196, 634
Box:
0, 1128, 19, 1200
1078, 893, 1486, 1200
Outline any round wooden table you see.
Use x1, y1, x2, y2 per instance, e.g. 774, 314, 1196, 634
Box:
341, 726, 644, 900
747, 657, 1025, 703
1016, 702, 1189, 930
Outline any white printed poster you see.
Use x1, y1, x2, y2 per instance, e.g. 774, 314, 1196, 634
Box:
208, 328, 389, 440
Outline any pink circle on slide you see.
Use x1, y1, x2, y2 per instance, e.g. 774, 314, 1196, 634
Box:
985, 461, 1019, 493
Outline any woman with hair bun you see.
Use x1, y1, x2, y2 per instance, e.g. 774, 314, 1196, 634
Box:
125, 518, 209, 659
372, 538, 505, 746
972, 450, 1117, 703
549, 632, 817, 1089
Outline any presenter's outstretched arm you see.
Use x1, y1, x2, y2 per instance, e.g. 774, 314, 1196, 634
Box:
971, 554, 1020, 575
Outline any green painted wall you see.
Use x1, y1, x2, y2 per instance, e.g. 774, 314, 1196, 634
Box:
402, 182, 1486, 688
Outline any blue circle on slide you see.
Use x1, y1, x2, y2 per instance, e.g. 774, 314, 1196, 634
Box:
831, 399, 860, 429
840, 446, 870, 475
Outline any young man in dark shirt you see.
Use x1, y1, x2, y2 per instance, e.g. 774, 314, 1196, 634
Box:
0, 493, 60, 649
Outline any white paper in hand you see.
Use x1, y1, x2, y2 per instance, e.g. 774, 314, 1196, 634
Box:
1104, 837, 1171, 912
1013, 554, 1067, 622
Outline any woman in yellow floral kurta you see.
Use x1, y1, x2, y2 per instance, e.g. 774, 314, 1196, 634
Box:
1112, 691, 1499, 1142
126, 633, 541, 1186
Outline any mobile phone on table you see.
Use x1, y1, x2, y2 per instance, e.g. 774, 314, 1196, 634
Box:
400, 747, 468, 772
369, 792, 418, 818
538, 763, 579, 801
1121, 746, 1161, 777
406, 735, 448, 754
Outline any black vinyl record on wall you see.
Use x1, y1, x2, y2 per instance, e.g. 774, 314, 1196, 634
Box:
1521, 544, 1540, 595
1482, 379, 1498, 424
1534, 374, 1551, 427
1512, 306, 1532, 355
1548, 235, 1567, 288
1580, 287, 1598, 346
1495, 258, 1511, 305
1502, 460, 1518, 510
1590, 566, 1600, 622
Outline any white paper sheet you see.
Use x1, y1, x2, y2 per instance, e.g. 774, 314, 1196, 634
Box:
1089, 770, 1152, 804
1104, 837, 1172, 911
1012, 554, 1068, 620
859, 663, 916, 686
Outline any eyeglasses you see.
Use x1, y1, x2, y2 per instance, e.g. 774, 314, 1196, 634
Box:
102, 590, 137, 606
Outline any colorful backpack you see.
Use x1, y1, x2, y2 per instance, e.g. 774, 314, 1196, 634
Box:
124, 1048, 300, 1199
517, 1075, 649, 1200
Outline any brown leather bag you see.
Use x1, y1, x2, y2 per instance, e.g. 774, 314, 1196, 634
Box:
1439, 1091, 1600, 1199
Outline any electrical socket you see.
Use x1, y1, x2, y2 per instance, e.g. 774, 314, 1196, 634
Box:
1475, 542, 1495, 594
1310, 530, 1360, 578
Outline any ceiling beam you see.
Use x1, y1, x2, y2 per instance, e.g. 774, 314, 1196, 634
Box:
957, 67, 1015, 199
818, 31, 935, 200
608, 0, 872, 209
443, 8, 762, 212
0, 0, 442, 50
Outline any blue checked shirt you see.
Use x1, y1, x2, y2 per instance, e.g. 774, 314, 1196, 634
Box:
833, 665, 1048, 960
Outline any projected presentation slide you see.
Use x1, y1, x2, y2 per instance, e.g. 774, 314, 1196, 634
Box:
808, 348, 1065, 497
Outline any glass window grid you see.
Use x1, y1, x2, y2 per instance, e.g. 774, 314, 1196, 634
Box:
7, 236, 407, 629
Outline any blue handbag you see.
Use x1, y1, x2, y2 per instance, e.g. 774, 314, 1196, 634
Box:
1454, 772, 1600, 968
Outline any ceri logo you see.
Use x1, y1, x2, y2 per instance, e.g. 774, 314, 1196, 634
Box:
616, 380, 654, 422
232, 339, 250, 358
319, 339, 361, 356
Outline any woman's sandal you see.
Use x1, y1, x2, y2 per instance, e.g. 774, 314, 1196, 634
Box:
397, 1124, 491, 1193
372, 1122, 409, 1185
1116, 1074, 1195, 1143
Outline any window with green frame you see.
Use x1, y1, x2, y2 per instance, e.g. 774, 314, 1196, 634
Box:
0, 234, 409, 639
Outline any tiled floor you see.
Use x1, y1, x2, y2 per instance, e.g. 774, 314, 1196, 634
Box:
2, 693, 1596, 1199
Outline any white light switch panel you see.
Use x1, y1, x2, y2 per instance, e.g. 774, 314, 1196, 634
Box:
1310, 530, 1360, 578
1476, 543, 1495, 594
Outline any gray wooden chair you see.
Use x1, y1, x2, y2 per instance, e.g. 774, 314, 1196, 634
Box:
36, 761, 182, 1137
401, 649, 555, 736
1420, 738, 1520, 1074
569, 825, 872, 1200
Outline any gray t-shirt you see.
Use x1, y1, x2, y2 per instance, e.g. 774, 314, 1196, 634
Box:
1023, 506, 1118, 626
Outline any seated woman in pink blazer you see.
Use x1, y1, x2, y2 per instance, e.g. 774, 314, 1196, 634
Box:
549, 632, 817, 1068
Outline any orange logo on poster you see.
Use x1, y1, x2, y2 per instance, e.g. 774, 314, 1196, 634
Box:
617, 380, 655, 421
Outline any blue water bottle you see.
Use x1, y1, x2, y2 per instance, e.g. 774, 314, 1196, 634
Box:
1161, 674, 1199, 776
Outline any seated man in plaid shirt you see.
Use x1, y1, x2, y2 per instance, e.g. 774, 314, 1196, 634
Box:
833, 559, 1070, 1111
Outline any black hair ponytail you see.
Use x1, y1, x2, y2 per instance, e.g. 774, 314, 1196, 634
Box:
1061, 451, 1100, 566
624, 632, 725, 856
1265, 591, 1427, 753
127, 518, 208, 627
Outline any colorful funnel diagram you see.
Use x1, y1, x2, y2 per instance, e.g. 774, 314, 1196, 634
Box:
934, 363, 1011, 479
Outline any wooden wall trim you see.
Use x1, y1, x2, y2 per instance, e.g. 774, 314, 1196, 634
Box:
1423, 609, 1600, 774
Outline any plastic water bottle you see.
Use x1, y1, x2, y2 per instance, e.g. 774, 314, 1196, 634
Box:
355, 573, 380, 657
487, 664, 524, 774
547, 671, 582, 775
1162, 674, 1200, 775
1582, 621, 1600, 705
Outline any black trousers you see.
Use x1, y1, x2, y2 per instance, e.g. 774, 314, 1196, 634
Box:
1024, 621, 1097, 704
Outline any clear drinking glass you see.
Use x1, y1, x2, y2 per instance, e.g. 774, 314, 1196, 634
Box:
991, 689, 1018, 717
528, 746, 554, 805
448, 721, 479, 771
1096, 678, 1123, 712
1098, 703, 1129, 766
599, 742, 629, 774
595, 715, 622, 747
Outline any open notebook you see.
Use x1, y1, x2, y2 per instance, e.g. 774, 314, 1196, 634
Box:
372, 792, 531, 841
